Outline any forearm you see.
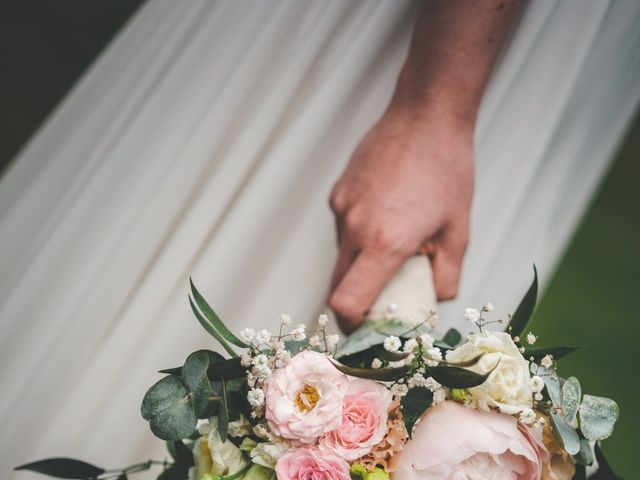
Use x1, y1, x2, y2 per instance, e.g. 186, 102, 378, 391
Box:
392, 0, 520, 125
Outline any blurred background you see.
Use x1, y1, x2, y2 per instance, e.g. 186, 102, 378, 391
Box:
1, 1, 637, 477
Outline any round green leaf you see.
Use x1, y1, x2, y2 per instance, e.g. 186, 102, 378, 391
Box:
141, 375, 197, 440
182, 351, 212, 416
550, 412, 580, 455
561, 376, 581, 426
141, 375, 189, 420
579, 394, 619, 441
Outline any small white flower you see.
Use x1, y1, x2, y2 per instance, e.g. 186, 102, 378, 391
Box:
252, 354, 269, 367
530, 375, 544, 393
253, 423, 270, 440
371, 358, 383, 369
408, 372, 428, 389
519, 408, 536, 425
279, 314, 292, 325
308, 335, 322, 347
526, 332, 538, 345
388, 360, 406, 368
432, 387, 447, 405
240, 353, 253, 367
247, 388, 265, 407
255, 329, 272, 345
239, 328, 255, 343
325, 334, 340, 349
483, 302, 495, 312
270, 339, 286, 352
403, 338, 419, 353
541, 354, 554, 369
419, 333, 435, 348
290, 324, 306, 341
383, 335, 402, 352
464, 307, 481, 323
391, 383, 409, 398
423, 377, 441, 392
534, 392, 543, 401
252, 364, 273, 379
318, 314, 329, 326
425, 347, 443, 366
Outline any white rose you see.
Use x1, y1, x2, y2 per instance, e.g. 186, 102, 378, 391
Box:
446, 331, 532, 414
250, 440, 289, 469
192, 417, 247, 478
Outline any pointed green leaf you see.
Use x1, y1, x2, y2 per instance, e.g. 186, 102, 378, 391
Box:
444, 352, 485, 368
190, 279, 248, 349
207, 357, 246, 380
508, 266, 538, 337
579, 394, 619, 441
330, 359, 409, 381
523, 345, 581, 363
561, 376, 581, 426
189, 296, 237, 357
15, 459, 105, 479
401, 387, 433, 438
426, 365, 493, 389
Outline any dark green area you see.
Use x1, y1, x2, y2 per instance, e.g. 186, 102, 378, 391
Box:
531, 113, 640, 477
0, 0, 144, 175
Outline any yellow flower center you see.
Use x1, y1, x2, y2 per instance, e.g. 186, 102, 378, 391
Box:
295, 384, 320, 412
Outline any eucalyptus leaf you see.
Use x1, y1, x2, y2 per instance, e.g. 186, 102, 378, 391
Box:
537, 365, 561, 406
401, 387, 433, 438
573, 437, 594, 466
579, 394, 619, 441
440, 328, 462, 348
190, 279, 248, 349
561, 376, 581, 426
508, 266, 538, 338
15, 458, 105, 479
426, 364, 492, 389
550, 411, 580, 455
141, 375, 197, 440
337, 319, 424, 357
182, 351, 212, 416
330, 359, 409, 381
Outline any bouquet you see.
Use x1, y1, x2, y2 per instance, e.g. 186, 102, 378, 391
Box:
16, 266, 621, 479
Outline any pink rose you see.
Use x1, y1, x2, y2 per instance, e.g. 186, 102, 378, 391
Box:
265, 350, 348, 444
390, 401, 549, 479
275, 448, 351, 480
321, 378, 393, 460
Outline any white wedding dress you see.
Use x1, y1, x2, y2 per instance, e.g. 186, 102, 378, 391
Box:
1, 0, 640, 475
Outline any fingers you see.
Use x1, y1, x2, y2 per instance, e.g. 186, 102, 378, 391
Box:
329, 246, 407, 333
431, 220, 469, 300
330, 238, 357, 292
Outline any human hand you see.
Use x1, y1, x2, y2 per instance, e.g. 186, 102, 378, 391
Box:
328, 104, 474, 333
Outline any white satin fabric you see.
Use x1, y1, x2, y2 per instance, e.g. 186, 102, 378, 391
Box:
1, 0, 639, 474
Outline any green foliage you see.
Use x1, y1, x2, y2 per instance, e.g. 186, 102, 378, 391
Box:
434, 328, 462, 349
15, 458, 105, 479
425, 364, 493, 389
550, 411, 581, 455
400, 387, 433, 438
562, 376, 581, 425
579, 394, 619, 441
574, 438, 594, 467
330, 359, 409, 382
337, 319, 426, 357
508, 266, 538, 338
523, 345, 581, 363
141, 375, 198, 441
189, 279, 248, 351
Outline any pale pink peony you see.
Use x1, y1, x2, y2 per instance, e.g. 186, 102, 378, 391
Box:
264, 350, 349, 444
390, 401, 549, 480
320, 377, 393, 460
275, 448, 351, 480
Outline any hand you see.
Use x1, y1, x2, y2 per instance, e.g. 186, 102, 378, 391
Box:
329, 104, 474, 333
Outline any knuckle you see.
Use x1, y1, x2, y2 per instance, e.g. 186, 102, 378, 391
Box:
369, 228, 407, 254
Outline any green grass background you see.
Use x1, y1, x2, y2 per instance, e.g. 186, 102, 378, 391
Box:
529, 113, 640, 477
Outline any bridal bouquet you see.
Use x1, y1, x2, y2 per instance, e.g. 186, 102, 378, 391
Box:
16, 269, 621, 479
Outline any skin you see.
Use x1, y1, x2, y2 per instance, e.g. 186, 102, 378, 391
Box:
329, 1, 521, 333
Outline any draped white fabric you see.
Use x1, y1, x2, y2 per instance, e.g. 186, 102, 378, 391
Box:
1, 0, 639, 475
